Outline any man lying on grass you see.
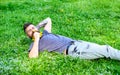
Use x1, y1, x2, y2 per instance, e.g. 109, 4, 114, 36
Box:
23, 17, 120, 61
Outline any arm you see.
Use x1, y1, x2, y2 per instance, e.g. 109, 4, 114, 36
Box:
28, 32, 40, 58
44, 17, 52, 33
36, 17, 52, 33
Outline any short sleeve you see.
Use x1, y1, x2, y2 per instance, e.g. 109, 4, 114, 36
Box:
28, 43, 33, 52
42, 30, 49, 36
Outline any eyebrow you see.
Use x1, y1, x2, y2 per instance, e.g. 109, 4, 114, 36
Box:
26, 25, 35, 32
26, 27, 32, 32
27, 29, 31, 31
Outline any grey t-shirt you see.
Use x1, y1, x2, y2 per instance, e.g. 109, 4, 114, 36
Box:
29, 30, 74, 53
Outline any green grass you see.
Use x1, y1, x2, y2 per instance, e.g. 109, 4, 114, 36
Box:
0, 0, 120, 75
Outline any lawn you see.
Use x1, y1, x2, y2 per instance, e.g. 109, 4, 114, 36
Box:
0, 0, 120, 75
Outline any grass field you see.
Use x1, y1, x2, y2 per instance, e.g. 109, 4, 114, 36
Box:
0, 0, 120, 75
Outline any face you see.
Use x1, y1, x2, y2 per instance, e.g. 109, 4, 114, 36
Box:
25, 24, 38, 38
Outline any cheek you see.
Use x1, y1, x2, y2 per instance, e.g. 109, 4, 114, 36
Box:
27, 32, 32, 37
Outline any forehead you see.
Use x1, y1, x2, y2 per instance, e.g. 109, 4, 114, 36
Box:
26, 24, 35, 30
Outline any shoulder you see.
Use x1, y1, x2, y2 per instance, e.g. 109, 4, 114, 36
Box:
42, 30, 50, 35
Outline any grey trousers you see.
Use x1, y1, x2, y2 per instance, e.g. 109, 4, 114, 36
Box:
68, 40, 120, 61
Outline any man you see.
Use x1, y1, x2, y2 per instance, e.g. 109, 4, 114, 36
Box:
24, 17, 120, 61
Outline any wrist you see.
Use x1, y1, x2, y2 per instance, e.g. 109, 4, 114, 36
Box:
34, 37, 39, 41
38, 21, 47, 27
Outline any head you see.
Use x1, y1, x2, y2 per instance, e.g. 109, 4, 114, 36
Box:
23, 23, 38, 38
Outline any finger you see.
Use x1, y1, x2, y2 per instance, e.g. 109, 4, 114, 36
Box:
33, 30, 39, 32
32, 31, 40, 37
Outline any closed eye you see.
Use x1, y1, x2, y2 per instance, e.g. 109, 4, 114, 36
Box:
26, 29, 32, 33
32, 27, 35, 29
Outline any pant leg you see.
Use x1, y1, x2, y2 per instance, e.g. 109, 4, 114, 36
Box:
68, 41, 120, 61
107, 45, 120, 60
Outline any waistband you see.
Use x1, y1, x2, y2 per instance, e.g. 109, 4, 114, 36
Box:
66, 41, 75, 55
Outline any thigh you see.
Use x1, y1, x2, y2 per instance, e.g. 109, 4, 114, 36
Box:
68, 41, 108, 59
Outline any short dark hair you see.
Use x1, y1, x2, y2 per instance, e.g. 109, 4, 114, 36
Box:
23, 22, 32, 32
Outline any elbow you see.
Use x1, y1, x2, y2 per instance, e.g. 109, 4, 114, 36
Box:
47, 17, 51, 22
47, 17, 51, 20
28, 53, 38, 58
